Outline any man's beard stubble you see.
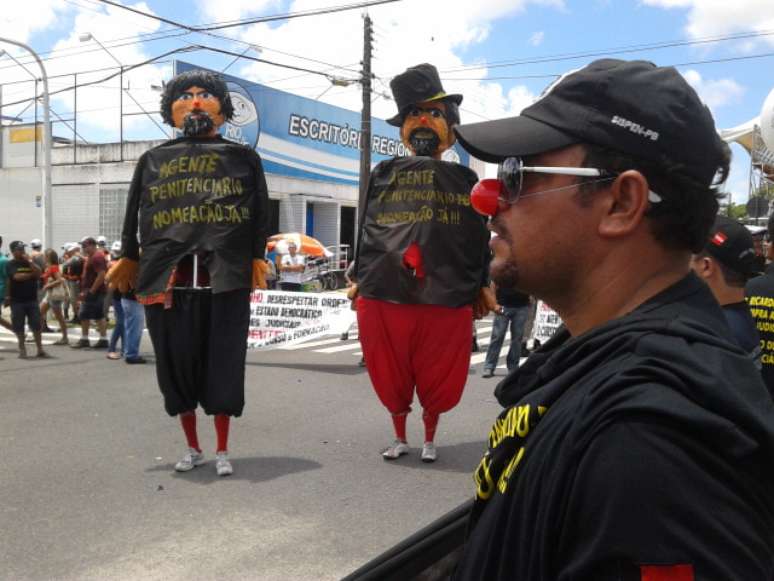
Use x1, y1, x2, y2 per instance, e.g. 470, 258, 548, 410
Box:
182, 110, 215, 137
489, 216, 520, 290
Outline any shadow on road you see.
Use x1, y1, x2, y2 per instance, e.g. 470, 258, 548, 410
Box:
246, 361, 367, 376
146, 455, 322, 485
381, 440, 487, 474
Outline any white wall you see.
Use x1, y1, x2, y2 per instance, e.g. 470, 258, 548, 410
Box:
0, 167, 43, 249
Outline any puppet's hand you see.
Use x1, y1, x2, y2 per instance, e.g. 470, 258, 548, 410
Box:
252, 259, 270, 290
107, 258, 138, 294
472, 287, 497, 320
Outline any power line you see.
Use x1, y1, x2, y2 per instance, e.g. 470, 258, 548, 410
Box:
436, 50, 774, 82
96, 0, 401, 32
438, 28, 774, 74
0, 0, 371, 79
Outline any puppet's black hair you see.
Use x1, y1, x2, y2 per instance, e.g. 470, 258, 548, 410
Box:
159, 70, 234, 127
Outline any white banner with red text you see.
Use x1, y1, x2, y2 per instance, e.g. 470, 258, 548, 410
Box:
248, 290, 355, 349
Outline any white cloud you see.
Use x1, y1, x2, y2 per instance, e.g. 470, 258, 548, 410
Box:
0, 0, 71, 44
642, 0, 774, 47
529, 31, 545, 46
197, 0, 281, 25
224, 0, 563, 123
681, 69, 745, 110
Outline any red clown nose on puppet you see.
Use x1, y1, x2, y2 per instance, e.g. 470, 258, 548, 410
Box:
470, 179, 504, 217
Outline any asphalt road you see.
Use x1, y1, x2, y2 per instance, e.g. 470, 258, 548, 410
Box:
0, 321, 512, 581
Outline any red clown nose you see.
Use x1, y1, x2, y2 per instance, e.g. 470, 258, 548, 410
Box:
470, 179, 503, 217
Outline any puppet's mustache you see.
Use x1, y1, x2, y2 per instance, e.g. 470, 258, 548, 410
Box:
182, 110, 214, 137
409, 128, 440, 157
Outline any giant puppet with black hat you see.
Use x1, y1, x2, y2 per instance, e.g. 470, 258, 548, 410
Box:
353, 63, 494, 463
107, 69, 271, 478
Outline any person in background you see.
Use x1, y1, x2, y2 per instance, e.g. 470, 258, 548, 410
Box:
279, 242, 305, 291
39, 248, 69, 345
751, 229, 766, 275
106, 241, 125, 360
342, 260, 365, 367
0, 236, 14, 332
29, 238, 46, 303
120, 283, 145, 365
6, 241, 48, 359
691, 215, 761, 369
746, 213, 774, 398
481, 281, 531, 378
72, 236, 108, 349
62, 243, 83, 323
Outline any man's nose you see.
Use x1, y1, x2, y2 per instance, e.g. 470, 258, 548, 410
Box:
419, 115, 429, 125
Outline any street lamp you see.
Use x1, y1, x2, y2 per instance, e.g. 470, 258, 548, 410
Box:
0, 40, 52, 248
79, 32, 169, 143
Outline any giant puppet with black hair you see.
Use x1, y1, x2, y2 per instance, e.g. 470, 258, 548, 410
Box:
108, 69, 271, 477
353, 63, 494, 463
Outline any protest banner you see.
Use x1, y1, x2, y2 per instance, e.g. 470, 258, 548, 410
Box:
531, 300, 562, 344
248, 289, 355, 349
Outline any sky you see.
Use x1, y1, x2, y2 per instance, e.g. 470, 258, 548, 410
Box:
1, 0, 774, 201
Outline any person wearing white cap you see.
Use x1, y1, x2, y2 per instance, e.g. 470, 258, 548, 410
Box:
28, 239, 46, 302
62, 244, 84, 323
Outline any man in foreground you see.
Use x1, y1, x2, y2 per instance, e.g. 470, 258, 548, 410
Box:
451, 59, 774, 579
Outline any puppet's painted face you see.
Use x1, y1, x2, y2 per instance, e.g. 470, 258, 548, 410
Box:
171, 85, 225, 137
399, 100, 455, 158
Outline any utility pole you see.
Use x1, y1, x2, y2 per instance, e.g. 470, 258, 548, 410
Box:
358, 14, 373, 207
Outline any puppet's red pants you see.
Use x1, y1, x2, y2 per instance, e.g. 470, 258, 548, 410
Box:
357, 297, 473, 415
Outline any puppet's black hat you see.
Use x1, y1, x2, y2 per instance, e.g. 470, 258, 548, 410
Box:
386, 63, 463, 127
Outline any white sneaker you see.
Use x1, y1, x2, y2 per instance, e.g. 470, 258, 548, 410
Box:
421, 442, 438, 463
174, 448, 204, 472
382, 440, 409, 460
215, 452, 233, 477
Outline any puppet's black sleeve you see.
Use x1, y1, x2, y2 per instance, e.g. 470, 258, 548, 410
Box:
121, 152, 146, 261
252, 154, 271, 260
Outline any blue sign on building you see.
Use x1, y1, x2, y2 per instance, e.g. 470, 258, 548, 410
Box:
174, 61, 470, 185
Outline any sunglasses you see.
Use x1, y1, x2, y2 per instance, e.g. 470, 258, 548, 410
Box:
470, 156, 662, 217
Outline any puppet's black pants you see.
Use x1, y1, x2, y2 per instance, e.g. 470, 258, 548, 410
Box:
145, 288, 251, 417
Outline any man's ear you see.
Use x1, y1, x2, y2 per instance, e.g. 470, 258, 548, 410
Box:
598, 169, 651, 239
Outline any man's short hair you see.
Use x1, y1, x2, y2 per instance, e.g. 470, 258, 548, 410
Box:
81, 236, 97, 247
159, 70, 235, 128
580, 143, 729, 252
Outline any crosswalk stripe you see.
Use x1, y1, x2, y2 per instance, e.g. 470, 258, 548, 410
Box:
316, 342, 363, 354
279, 337, 345, 350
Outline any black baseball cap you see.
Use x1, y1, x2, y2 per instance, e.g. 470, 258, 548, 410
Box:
454, 59, 726, 188
9, 240, 26, 252
705, 216, 757, 277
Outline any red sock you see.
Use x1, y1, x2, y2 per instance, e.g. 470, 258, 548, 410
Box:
214, 414, 230, 453
391, 411, 409, 442
423, 411, 439, 443
179, 411, 200, 452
